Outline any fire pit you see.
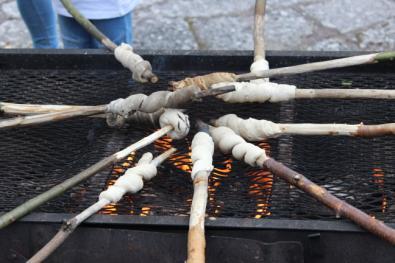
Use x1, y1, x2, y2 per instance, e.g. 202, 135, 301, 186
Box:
0, 49, 394, 262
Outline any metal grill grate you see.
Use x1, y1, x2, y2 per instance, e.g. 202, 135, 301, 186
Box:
1, 53, 395, 223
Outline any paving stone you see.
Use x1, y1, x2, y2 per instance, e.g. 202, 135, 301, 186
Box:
265, 9, 314, 50
2, 1, 19, 19
357, 17, 395, 51
0, 20, 31, 48
190, 15, 253, 50
191, 8, 314, 51
138, 0, 255, 18
304, 0, 395, 33
268, 0, 321, 8
307, 37, 358, 51
135, 0, 166, 10
133, 16, 198, 50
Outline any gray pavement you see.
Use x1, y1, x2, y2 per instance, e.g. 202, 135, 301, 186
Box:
0, 0, 394, 51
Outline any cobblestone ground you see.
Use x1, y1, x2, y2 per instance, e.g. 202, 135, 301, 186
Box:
0, 0, 394, 51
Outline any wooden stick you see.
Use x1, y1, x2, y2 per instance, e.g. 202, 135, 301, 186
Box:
0, 106, 105, 129
213, 114, 395, 141
0, 85, 235, 129
59, 0, 158, 83
28, 148, 176, 263
187, 124, 213, 263
295, 88, 395, 99
236, 51, 395, 81
263, 158, 395, 245
208, 123, 395, 245
0, 102, 101, 115
60, 0, 117, 50
0, 126, 173, 229
253, 0, 267, 62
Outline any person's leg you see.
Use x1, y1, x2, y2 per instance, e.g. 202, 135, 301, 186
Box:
90, 12, 132, 48
16, 0, 58, 48
58, 15, 92, 48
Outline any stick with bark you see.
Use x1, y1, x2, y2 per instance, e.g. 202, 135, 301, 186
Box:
213, 114, 395, 140
187, 124, 215, 263
60, 0, 157, 83
0, 126, 172, 229
28, 148, 176, 263
170, 52, 395, 90
0, 85, 235, 129
203, 121, 395, 245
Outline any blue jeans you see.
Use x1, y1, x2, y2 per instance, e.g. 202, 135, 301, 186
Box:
58, 13, 133, 49
17, 0, 59, 48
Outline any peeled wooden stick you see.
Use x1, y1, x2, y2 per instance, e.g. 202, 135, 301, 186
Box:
0, 102, 99, 115
0, 106, 105, 129
206, 122, 395, 245
60, 0, 157, 83
28, 148, 176, 263
212, 81, 395, 104
0, 85, 234, 129
253, 0, 267, 62
214, 114, 395, 141
237, 51, 395, 81
170, 51, 395, 89
187, 126, 214, 263
250, 0, 270, 84
0, 123, 179, 229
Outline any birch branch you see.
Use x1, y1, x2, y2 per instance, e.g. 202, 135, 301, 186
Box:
60, 0, 158, 83
28, 148, 176, 263
187, 126, 214, 263
208, 123, 395, 246
214, 114, 395, 141
0, 126, 172, 229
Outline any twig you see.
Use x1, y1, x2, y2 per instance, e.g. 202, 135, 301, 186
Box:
213, 114, 395, 141
213, 81, 395, 104
0, 85, 234, 129
28, 148, 176, 263
187, 127, 214, 263
236, 51, 395, 81
0, 102, 100, 115
253, 0, 267, 62
209, 123, 395, 245
263, 158, 395, 245
0, 126, 173, 229
295, 88, 395, 99
0, 106, 105, 129
60, 0, 158, 83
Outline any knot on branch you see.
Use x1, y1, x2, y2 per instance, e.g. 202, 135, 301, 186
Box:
170, 72, 237, 90
214, 114, 281, 140
210, 126, 267, 167
159, 109, 190, 140
191, 132, 214, 180
114, 43, 155, 83
99, 152, 157, 203
212, 81, 296, 103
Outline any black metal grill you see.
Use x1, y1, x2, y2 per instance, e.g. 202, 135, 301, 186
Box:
1, 50, 395, 224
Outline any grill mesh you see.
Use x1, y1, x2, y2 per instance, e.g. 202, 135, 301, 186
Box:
1, 66, 395, 222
